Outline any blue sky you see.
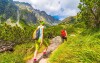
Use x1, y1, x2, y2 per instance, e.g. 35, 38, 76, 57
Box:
14, 0, 80, 20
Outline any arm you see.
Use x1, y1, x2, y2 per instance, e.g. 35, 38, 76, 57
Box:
65, 30, 67, 37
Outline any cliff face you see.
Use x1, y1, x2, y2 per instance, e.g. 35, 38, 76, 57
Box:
0, 0, 59, 26
0, 0, 18, 21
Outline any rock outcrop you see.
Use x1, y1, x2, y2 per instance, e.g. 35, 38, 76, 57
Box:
0, 43, 15, 53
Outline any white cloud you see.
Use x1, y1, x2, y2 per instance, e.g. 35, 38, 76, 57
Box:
13, 0, 80, 20
14, 0, 29, 3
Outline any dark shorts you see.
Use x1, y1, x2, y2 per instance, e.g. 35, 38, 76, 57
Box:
61, 36, 67, 41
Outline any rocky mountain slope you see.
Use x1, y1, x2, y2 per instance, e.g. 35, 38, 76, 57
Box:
0, 0, 59, 26
59, 16, 76, 25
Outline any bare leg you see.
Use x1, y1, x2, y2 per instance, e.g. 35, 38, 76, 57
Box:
43, 47, 48, 58
33, 49, 38, 63
34, 49, 38, 59
43, 47, 47, 52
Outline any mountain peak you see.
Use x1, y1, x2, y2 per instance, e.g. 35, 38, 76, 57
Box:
0, 0, 60, 27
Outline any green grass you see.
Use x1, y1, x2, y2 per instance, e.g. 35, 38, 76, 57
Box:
48, 29, 100, 63
0, 23, 100, 63
0, 42, 35, 63
0, 40, 48, 63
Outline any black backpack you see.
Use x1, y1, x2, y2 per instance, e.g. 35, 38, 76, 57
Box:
33, 28, 40, 40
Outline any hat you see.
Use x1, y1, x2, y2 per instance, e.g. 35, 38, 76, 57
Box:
40, 21, 45, 25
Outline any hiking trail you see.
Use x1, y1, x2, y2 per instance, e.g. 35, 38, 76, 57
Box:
27, 36, 63, 63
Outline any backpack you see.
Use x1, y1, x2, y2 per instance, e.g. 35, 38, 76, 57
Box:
33, 28, 40, 40
61, 30, 66, 37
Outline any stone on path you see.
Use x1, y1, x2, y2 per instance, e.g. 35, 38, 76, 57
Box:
39, 58, 48, 63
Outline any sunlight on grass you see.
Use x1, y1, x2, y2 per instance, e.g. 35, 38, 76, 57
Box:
48, 29, 100, 63
0, 42, 34, 63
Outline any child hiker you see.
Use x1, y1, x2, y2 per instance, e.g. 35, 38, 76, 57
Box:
33, 21, 47, 62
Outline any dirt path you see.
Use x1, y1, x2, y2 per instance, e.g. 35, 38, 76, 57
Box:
27, 36, 63, 63
27, 52, 48, 63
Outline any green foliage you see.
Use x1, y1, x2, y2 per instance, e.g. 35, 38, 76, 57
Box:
0, 9, 99, 63
60, 16, 76, 25
0, 16, 6, 23
19, 19, 28, 27
0, 42, 34, 63
49, 28, 100, 63
0, 21, 100, 63
78, 0, 100, 28
74, 22, 86, 28
0, 23, 34, 45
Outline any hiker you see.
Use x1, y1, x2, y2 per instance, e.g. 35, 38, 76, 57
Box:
60, 28, 67, 42
33, 21, 47, 62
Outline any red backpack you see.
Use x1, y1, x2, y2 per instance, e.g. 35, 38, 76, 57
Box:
61, 30, 66, 37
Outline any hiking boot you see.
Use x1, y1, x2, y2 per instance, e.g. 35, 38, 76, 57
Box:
43, 52, 47, 58
33, 58, 37, 63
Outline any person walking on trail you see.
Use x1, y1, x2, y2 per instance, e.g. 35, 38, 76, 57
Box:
61, 28, 67, 42
33, 21, 47, 62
